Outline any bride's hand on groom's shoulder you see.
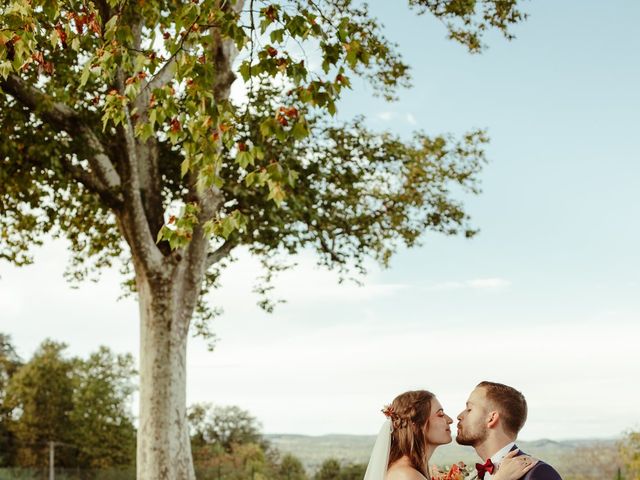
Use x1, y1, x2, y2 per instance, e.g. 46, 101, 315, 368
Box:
493, 450, 538, 480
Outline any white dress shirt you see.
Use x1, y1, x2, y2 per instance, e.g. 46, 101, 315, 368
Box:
484, 442, 516, 480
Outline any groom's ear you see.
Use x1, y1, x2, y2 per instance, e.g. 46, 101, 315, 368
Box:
486, 411, 500, 429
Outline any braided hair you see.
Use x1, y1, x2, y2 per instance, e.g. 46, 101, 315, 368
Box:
383, 390, 435, 478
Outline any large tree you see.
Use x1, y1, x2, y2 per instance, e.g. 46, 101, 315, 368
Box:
3, 340, 76, 468
2, 340, 136, 469
70, 346, 136, 468
189, 403, 267, 453
0, 0, 525, 478
0, 334, 22, 467
619, 430, 640, 479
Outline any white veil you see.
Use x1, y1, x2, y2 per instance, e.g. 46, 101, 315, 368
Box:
363, 419, 392, 480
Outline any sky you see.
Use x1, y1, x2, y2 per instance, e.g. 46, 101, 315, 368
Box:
1, 1, 640, 441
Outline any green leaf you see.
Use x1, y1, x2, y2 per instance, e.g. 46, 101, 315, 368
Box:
270, 29, 285, 44
245, 171, 256, 187
259, 118, 275, 138
236, 150, 254, 169
267, 181, 285, 207
104, 16, 118, 40
181, 158, 190, 177
252, 146, 265, 160
291, 121, 309, 140
80, 62, 91, 87
239, 61, 251, 81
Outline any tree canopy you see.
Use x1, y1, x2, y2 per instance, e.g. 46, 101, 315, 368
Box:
0, 0, 525, 311
189, 403, 267, 453
0, 337, 136, 469
1, 1, 527, 477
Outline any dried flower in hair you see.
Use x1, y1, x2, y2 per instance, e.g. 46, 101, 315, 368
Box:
381, 404, 396, 419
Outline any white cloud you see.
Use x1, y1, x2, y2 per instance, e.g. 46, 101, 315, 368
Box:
376, 112, 418, 125
204, 248, 407, 311
423, 277, 511, 292
423, 281, 465, 291
376, 111, 394, 121
467, 277, 511, 289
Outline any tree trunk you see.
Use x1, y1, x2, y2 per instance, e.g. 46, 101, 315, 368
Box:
136, 267, 196, 480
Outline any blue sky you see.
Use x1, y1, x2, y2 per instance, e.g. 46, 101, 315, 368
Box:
2, 1, 639, 440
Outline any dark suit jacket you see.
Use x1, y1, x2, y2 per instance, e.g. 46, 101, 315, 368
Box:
512, 445, 562, 480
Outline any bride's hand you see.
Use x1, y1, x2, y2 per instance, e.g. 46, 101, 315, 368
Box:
493, 450, 538, 480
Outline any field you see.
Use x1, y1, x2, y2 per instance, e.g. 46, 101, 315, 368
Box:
267, 434, 621, 478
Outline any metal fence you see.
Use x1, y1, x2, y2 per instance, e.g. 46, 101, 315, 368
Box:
0, 467, 283, 480
0, 469, 135, 480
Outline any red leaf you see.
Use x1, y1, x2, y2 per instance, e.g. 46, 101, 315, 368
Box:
32, 51, 44, 64
42, 61, 55, 75
264, 6, 277, 21
74, 14, 87, 34
285, 107, 298, 118
88, 13, 101, 35
55, 25, 67, 47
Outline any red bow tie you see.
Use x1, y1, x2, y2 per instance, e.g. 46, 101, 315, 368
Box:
475, 458, 495, 480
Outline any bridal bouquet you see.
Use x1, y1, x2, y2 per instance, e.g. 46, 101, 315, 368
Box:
431, 462, 471, 480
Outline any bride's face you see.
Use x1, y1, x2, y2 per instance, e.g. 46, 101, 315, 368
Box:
425, 397, 453, 446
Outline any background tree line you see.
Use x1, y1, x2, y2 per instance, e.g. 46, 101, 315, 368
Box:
0, 333, 367, 479
0, 333, 136, 470
1, 333, 638, 479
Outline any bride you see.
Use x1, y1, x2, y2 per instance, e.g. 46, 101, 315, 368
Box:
364, 390, 537, 480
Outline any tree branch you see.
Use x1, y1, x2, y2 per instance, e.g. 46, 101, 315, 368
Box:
2, 74, 123, 204
115, 70, 164, 272
3, 74, 76, 127
209, 0, 245, 103
58, 156, 123, 208
142, 56, 177, 97
169, 186, 225, 333
206, 238, 236, 269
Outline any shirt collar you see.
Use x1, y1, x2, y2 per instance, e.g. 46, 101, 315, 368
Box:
490, 441, 517, 466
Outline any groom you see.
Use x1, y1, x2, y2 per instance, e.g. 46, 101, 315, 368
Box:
456, 381, 562, 480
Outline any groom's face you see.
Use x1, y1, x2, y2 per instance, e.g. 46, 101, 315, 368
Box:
455, 387, 490, 446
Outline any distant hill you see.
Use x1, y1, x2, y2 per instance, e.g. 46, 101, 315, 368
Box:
266, 434, 619, 475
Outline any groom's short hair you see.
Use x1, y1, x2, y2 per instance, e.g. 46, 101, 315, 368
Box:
477, 381, 528, 436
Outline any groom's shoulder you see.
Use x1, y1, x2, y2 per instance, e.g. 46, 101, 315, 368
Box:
525, 460, 562, 480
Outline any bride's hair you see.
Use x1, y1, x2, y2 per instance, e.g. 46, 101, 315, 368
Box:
386, 389, 435, 477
